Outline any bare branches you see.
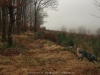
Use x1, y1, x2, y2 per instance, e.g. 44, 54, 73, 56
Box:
96, 28, 100, 37
89, 13, 100, 18
93, 0, 100, 7
35, 0, 58, 13
93, 0, 100, 11
40, 0, 58, 10
33, 0, 59, 32
90, 0, 100, 18
77, 26, 87, 35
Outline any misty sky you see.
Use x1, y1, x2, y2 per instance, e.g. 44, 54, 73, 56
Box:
43, 0, 100, 33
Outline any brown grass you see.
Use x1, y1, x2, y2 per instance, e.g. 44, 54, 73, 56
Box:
0, 33, 100, 75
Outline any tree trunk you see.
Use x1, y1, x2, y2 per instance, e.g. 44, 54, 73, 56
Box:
30, 1, 33, 31
0, 9, 2, 32
23, 5, 26, 32
17, 7, 21, 35
8, 6, 14, 47
2, 8, 6, 41
34, 2, 37, 32
34, 13, 36, 32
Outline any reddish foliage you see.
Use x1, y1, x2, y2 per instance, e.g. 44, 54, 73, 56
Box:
43, 32, 57, 42
5, 24, 29, 34
0, 48, 20, 56
20, 24, 29, 32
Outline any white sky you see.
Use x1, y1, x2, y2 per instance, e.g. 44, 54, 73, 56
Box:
43, 0, 100, 33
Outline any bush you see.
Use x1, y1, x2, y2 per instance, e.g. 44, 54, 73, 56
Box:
34, 31, 44, 39
92, 41, 100, 57
56, 33, 74, 47
43, 32, 57, 42
67, 34, 75, 46
56, 32, 67, 44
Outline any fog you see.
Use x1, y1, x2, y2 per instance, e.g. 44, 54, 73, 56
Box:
43, 0, 100, 34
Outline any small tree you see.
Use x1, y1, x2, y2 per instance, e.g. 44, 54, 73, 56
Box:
60, 25, 67, 33
77, 26, 87, 35
68, 28, 76, 34
96, 28, 100, 37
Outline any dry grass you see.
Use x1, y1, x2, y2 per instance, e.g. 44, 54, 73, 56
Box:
0, 33, 100, 75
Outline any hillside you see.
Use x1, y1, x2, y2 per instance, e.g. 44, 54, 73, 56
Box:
0, 33, 100, 75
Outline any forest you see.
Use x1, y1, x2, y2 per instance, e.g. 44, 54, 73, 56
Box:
0, 0, 100, 75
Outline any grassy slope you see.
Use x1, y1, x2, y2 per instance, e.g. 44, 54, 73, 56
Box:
0, 33, 100, 75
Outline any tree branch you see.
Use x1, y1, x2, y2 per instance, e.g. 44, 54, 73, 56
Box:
89, 13, 100, 18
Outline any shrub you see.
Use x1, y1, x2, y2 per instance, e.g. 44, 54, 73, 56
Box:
92, 41, 100, 57
56, 32, 67, 44
34, 31, 44, 39
56, 33, 74, 47
67, 34, 75, 46
43, 32, 57, 42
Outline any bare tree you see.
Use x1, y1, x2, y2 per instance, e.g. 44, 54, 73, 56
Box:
77, 26, 87, 35
96, 28, 100, 37
68, 28, 76, 34
33, 0, 59, 32
60, 25, 67, 33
